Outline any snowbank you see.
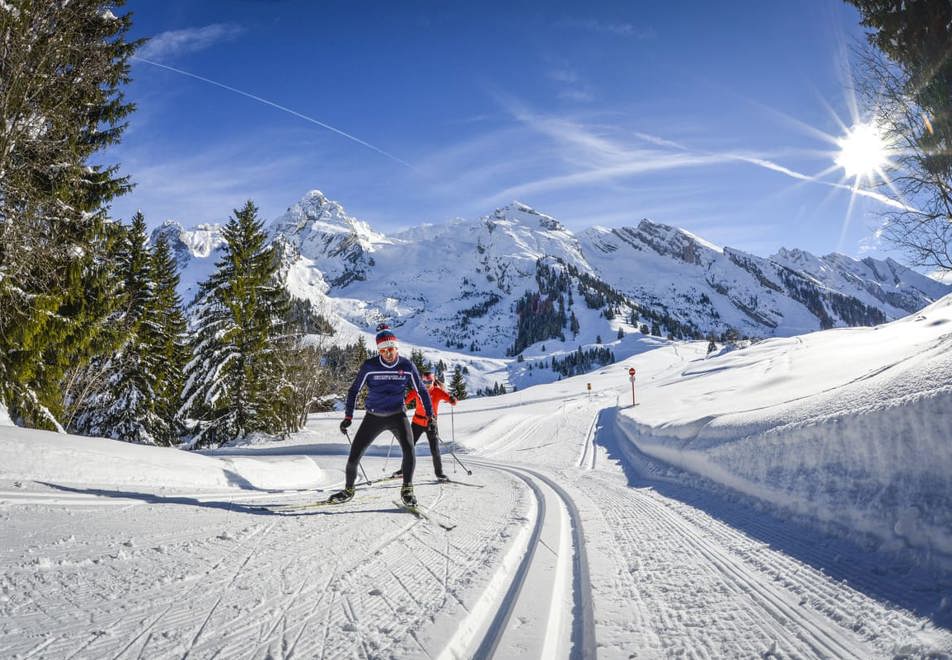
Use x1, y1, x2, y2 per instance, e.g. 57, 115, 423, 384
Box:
618, 295, 952, 570
0, 426, 324, 490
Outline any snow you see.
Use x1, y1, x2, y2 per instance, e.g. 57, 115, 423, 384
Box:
2, 297, 951, 657
617, 295, 952, 568
0, 427, 323, 491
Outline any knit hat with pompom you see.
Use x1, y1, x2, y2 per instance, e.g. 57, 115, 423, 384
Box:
375, 323, 398, 350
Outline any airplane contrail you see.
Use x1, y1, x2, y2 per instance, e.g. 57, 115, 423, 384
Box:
132, 56, 415, 170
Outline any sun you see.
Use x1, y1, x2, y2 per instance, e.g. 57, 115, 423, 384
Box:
834, 122, 888, 181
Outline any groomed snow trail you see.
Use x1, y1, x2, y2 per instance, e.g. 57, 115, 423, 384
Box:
2, 385, 951, 658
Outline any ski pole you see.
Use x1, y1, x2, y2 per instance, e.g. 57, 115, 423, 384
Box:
438, 434, 472, 476
449, 406, 456, 474
383, 433, 395, 473
343, 428, 371, 484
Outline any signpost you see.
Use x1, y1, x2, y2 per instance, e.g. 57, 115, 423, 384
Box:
628, 367, 636, 407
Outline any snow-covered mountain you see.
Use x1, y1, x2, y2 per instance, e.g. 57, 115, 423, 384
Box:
150, 219, 228, 306
155, 190, 952, 355
771, 248, 950, 317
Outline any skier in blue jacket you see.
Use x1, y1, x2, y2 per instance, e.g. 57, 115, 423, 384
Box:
329, 324, 433, 506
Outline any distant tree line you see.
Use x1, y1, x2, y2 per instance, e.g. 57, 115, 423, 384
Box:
551, 346, 616, 378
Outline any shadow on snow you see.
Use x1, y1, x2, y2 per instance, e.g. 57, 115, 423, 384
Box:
35, 481, 407, 519
593, 406, 952, 631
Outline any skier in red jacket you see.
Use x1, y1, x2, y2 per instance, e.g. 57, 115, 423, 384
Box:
393, 370, 456, 482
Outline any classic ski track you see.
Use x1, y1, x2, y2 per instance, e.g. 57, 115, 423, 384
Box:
575, 410, 599, 470
598, 417, 950, 648
580, 470, 893, 658
453, 459, 596, 660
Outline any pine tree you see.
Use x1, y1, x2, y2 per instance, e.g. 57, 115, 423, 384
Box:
0, 1, 140, 429
178, 201, 291, 448
846, 1, 952, 273
449, 365, 467, 400
75, 212, 167, 442
351, 335, 370, 409
147, 234, 188, 444
70, 214, 189, 445
410, 348, 427, 374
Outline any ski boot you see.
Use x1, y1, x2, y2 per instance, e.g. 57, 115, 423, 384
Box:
390, 469, 403, 479
435, 474, 450, 483
400, 484, 417, 507
327, 486, 355, 504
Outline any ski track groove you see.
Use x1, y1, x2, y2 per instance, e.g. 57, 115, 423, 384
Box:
591, 475, 803, 657
582, 470, 879, 658
451, 459, 597, 660
574, 406, 600, 471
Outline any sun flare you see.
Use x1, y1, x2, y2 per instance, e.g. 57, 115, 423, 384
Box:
835, 122, 888, 180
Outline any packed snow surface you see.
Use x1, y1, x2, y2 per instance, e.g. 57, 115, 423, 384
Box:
2, 297, 951, 658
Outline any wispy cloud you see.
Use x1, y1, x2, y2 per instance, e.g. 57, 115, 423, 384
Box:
108, 138, 313, 226
546, 68, 595, 103
138, 23, 245, 61
629, 131, 915, 211
556, 18, 654, 39
132, 57, 415, 170
483, 151, 729, 205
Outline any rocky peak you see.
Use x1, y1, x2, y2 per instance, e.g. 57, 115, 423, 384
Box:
633, 218, 719, 266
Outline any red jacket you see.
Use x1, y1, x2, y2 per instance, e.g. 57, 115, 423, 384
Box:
405, 384, 456, 426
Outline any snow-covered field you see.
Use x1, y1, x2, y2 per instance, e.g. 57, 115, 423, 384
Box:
2, 298, 952, 658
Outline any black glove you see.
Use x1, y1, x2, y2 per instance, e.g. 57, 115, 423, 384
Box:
427, 417, 437, 433
339, 417, 352, 433
449, 396, 457, 405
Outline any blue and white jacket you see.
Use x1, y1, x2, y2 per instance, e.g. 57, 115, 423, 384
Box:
345, 355, 434, 419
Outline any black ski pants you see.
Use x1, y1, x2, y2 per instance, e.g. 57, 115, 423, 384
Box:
346, 412, 414, 488
411, 421, 445, 477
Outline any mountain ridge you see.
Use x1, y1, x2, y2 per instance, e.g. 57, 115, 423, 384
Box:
151, 190, 952, 359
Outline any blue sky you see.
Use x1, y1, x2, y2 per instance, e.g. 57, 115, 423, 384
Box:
106, 0, 896, 260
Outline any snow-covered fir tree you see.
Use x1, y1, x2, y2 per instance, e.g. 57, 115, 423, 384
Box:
144, 234, 189, 444
0, 1, 139, 429
70, 213, 187, 445
449, 365, 467, 400
178, 201, 292, 448
80, 213, 167, 442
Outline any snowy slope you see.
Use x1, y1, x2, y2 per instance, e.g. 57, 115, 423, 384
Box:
617, 293, 952, 571
578, 221, 903, 337
773, 248, 950, 317
3, 304, 952, 657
